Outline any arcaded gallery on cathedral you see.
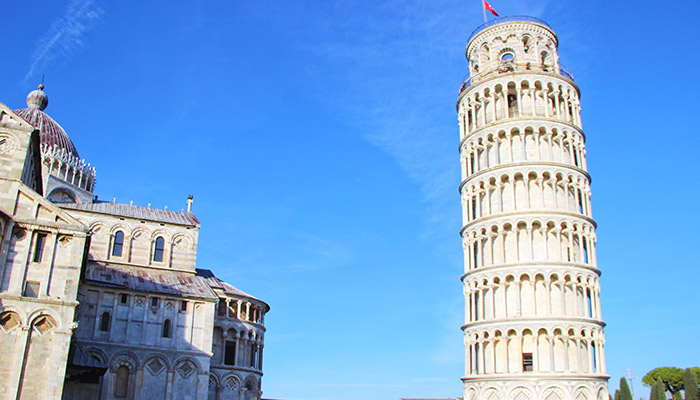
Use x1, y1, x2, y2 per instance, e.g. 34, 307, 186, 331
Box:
0, 86, 268, 400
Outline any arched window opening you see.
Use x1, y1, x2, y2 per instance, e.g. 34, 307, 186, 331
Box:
541, 51, 552, 70
245, 380, 255, 392
583, 240, 589, 263
162, 319, 171, 338
153, 236, 165, 262
578, 190, 584, 214
573, 149, 580, 167
472, 242, 479, 269
112, 231, 124, 257
507, 94, 518, 117
114, 365, 129, 398
471, 198, 477, 220
100, 311, 111, 332
501, 52, 515, 72
591, 343, 597, 372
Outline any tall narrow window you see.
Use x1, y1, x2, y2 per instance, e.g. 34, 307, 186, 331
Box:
224, 340, 236, 365
115, 365, 129, 398
250, 345, 257, 367
153, 236, 165, 262
112, 231, 124, 257
474, 343, 480, 373
578, 190, 584, 214
100, 311, 111, 332
162, 319, 171, 338
586, 289, 593, 317
180, 300, 187, 313
522, 353, 534, 371
151, 297, 159, 308
33, 232, 47, 262
120, 294, 129, 304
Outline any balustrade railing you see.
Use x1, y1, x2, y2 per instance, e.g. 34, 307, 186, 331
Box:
466, 16, 552, 44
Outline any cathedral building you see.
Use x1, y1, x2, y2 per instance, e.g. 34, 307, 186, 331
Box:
0, 85, 269, 400
457, 17, 608, 400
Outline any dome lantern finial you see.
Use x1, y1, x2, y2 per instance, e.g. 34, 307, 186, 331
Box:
26, 85, 48, 111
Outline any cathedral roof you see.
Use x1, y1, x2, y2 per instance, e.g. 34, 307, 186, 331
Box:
13, 85, 80, 158
85, 262, 218, 300
62, 201, 201, 226
197, 269, 268, 307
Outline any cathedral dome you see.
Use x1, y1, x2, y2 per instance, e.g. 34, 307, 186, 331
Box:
14, 85, 80, 158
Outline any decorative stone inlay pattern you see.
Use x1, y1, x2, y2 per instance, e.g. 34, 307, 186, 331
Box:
177, 361, 195, 378
0, 134, 18, 154
33, 316, 55, 335
147, 359, 164, 375
224, 376, 239, 391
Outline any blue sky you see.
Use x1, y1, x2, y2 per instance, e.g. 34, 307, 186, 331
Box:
2, 1, 699, 399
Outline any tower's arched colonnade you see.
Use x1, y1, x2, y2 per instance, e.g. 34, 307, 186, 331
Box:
457, 17, 608, 400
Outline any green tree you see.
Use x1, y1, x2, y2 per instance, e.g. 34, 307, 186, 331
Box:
644, 368, 685, 396
620, 377, 633, 400
614, 389, 620, 400
686, 368, 700, 400
652, 380, 667, 400
643, 367, 700, 398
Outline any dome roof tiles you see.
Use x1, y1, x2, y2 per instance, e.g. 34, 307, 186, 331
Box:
13, 86, 80, 159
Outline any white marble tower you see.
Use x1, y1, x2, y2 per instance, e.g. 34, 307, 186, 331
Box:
457, 17, 608, 400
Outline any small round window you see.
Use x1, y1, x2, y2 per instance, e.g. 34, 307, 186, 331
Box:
501, 53, 514, 62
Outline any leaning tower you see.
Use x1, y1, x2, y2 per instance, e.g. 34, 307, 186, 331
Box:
457, 17, 608, 400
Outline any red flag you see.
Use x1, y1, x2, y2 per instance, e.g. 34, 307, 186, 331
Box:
483, 0, 499, 16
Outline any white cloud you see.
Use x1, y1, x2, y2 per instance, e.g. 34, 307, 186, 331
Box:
24, 0, 103, 83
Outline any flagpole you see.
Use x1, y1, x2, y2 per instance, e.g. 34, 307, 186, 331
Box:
481, 0, 487, 23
